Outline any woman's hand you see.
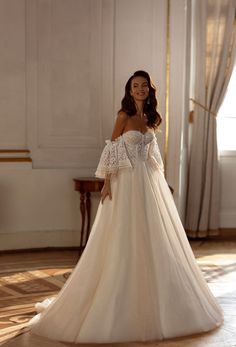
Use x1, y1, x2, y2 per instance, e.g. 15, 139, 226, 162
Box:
101, 179, 112, 204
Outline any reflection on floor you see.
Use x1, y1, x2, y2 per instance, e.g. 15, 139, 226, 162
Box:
0, 240, 236, 347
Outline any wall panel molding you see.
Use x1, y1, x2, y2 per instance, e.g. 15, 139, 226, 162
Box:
26, 0, 114, 169
0, 0, 28, 149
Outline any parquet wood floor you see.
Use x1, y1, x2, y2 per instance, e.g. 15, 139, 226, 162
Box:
0, 241, 236, 347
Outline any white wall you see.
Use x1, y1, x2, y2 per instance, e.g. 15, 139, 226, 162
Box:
0, 0, 190, 250
0, 163, 101, 250
219, 153, 236, 228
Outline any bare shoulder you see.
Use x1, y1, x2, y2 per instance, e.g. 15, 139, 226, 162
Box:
117, 111, 129, 122
111, 111, 129, 140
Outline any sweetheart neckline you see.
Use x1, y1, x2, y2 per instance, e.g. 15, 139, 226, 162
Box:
122, 130, 155, 136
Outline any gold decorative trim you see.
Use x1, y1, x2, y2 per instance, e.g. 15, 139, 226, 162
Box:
0, 149, 30, 153
0, 158, 32, 162
164, 0, 170, 174
0, 149, 32, 163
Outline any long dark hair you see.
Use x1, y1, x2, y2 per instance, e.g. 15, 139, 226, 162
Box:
119, 70, 162, 128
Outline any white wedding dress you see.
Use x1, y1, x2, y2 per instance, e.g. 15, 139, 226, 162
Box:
30, 130, 223, 343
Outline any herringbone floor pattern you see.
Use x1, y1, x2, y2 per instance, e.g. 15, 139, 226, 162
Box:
1, 241, 236, 347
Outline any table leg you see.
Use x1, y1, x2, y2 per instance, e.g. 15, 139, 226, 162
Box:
85, 192, 91, 243
79, 192, 86, 251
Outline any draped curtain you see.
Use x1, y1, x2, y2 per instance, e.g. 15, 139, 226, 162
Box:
185, 0, 236, 238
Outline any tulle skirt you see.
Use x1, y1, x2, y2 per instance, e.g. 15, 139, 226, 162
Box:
30, 159, 223, 343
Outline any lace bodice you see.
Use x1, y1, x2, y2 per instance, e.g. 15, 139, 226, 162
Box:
95, 130, 164, 179
122, 130, 154, 165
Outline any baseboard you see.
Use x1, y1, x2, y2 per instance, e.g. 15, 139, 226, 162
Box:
187, 228, 236, 240
0, 229, 81, 251
218, 228, 236, 239
0, 246, 79, 254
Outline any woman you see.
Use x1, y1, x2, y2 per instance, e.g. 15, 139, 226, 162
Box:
30, 71, 223, 343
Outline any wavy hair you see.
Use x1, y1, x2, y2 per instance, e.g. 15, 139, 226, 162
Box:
119, 70, 162, 128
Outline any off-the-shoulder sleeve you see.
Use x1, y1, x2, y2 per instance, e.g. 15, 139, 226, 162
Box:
95, 136, 132, 179
148, 135, 165, 174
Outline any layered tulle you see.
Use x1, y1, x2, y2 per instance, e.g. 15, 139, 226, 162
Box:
30, 155, 223, 343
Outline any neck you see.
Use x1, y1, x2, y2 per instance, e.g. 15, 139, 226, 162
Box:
135, 100, 145, 117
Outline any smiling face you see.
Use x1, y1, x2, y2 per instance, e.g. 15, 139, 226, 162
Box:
130, 76, 149, 102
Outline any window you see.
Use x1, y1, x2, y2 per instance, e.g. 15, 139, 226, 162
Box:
217, 65, 236, 151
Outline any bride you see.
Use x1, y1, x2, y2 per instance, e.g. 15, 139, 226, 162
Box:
30, 70, 223, 343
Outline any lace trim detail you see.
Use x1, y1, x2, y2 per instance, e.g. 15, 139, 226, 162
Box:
95, 137, 132, 179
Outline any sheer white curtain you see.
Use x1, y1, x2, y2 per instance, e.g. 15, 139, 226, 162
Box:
185, 0, 236, 238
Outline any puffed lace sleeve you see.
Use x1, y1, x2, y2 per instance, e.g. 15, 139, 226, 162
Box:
95, 136, 132, 179
148, 135, 165, 174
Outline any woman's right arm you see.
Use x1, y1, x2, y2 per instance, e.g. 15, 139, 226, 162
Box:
101, 112, 127, 204
111, 111, 128, 140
